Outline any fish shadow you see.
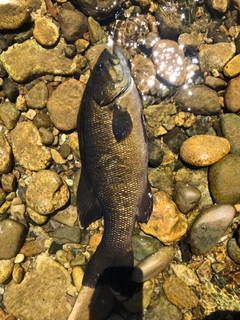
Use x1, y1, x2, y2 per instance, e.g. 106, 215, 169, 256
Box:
89, 266, 144, 320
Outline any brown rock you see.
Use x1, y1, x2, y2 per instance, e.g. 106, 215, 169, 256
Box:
140, 191, 187, 245
225, 75, 240, 112
33, 17, 59, 47
1, 173, 17, 193
224, 54, 240, 77
0, 131, 12, 174
20, 238, 45, 257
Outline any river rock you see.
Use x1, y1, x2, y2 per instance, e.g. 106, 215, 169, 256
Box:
20, 237, 45, 257
132, 235, 162, 262
171, 264, 200, 286
3, 254, 75, 320
224, 75, 240, 113
0, 38, 87, 83
209, 154, 240, 204
2, 78, 19, 102
26, 170, 70, 215
132, 246, 174, 283
58, 9, 88, 43
163, 275, 199, 309
190, 204, 236, 255
52, 205, 78, 227
204, 76, 227, 90
0, 0, 30, 30
180, 135, 230, 166
152, 40, 186, 86
49, 226, 81, 245
174, 85, 221, 115
0, 219, 27, 259
47, 79, 85, 131
227, 238, 240, 265
0, 101, 20, 130
173, 181, 201, 213
198, 42, 236, 72
25, 81, 49, 109
1, 173, 17, 192
0, 260, 14, 284
11, 122, 52, 171
220, 113, 240, 154
72, 266, 84, 291
140, 191, 188, 245
223, 54, 240, 77
33, 16, 59, 47
0, 132, 12, 174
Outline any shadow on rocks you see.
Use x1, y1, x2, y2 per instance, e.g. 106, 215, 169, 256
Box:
204, 311, 240, 320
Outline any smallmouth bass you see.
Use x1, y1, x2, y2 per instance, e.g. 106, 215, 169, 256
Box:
77, 44, 152, 292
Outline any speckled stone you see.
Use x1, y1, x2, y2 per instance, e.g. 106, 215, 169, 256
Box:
0, 101, 20, 130
190, 204, 236, 255
0, 259, 14, 284
152, 39, 186, 86
0, 131, 12, 174
140, 191, 188, 245
209, 154, 240, 204
180, 135, 230, 167
25, 81, 49, 109
26, 170, 69, 215
11, 122, 52, 171
163, 275, 198, 309
171, 263, 200, 286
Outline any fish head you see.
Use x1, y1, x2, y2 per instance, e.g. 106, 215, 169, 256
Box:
92, 44, 131, 106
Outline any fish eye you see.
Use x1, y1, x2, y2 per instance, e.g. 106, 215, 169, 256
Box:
96, 63, 104, 71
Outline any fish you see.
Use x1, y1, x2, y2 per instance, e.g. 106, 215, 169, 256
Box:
69, 44, 153, 319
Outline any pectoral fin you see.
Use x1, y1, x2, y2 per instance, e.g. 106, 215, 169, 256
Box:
112, 104, 133, 142
136, 181, 153, 223
77, 168, 103, 228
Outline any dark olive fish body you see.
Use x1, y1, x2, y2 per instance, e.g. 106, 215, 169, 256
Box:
77, 45, 152, 289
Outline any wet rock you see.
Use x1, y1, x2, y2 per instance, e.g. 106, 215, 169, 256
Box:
72, 266, 84, 291
89, 233, 102, 253
140, 191, 188, 245
26, 207, 49, 225
224, 75, 240, 112
152, 40, 186, 86
12, 263, 24, 284
204, 76, 227, 90
49, 226, 81, 245
132, 246, 174, 283
0, 188, 6, 207
131, 55, 158, 94
227, 238, 240, 264
163, 275, 198, 309
39, 127, 54, 146
198, 42, 235, 72
51, 149, 66, 165
33, 16, 59, 47
47, 79, 85, 131
58, 9, 88, 43
1, 173, 17, 193
0, 101, 20, 130
59, 143, 71, 159
11, 122, 52, 171
210, 0, 230, 13
171, 264, 199, 286
0, 0, 30, 30
173, 181, 201, 214
26, 170, 70, 215
123, 279, 154, 312
25, 81, 49, 109
148, 139, 164, 168
88, 17, 107, 45
220, 113, 240, 154
33, 113, 52, 128
2, 78, 19, 102
69, 131, 80, 158
72, 0, 125, 21
196, 259, 212, 283
178, 32, 201, 52
163, 127, 187, 154
0, 132, 12, 174
0, 219, 27, 259
3, 254, 75, 320
0, 38, 86, 83
52, 205, 78, 227
148, 167, 174, 194
132, 235, 162, 262
0, 260, 14, 284
224, 54, 240, 77
20, 238, 45, 257
190, 204, 236, 255
180, 135, 230, 166
174, 85, 221, 115
209, 154, 240, 204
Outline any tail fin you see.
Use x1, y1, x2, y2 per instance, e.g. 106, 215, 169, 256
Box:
82, 241, 134, 297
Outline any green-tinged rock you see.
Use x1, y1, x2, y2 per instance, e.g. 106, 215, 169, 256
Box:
220, 113, 240, 154
0, 101, 20, 130
132, 235, 162, 261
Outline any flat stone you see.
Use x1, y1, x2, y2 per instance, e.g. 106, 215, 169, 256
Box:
11, 122, 52, 171
171, 264, 200, 286
180, 135, 230, 166
49, 226, 81, 245
0, 131, 12, 174
0, 219, 27, 259
47, 79, 85, 131
220, 113, 240, 154
209, 154, 240, 204
198, 42, 236, 72
26, 170, 70, 215
174, 85, 221, 115
0, 38, 87, 83
152, 40, 186, 86
224, 75, 240, 112
163, 275, 199, 309
3, 254, 75, 320
25, 81, 49, 109
140, 191, 187, 245
190, 204, 236, 255
224, 54, 240, 77
0, 0, 30, 30
52, 205, 78, 227
0, 101, 20, 130
33, 16, 59, 47
132, 235, 162, 262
